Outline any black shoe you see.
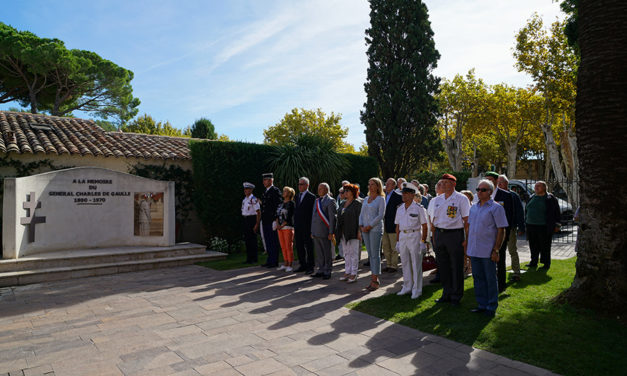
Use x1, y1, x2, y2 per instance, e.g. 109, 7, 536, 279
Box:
322, 274, 331, 280
311, 273, 324, 278
435, 297, 450, 303
387, 268, 397, 273
382, 267, 389, 273
364, 261, 370, 267
430, 278, 440, 284
526, 263, 537, 268
484, 310, 496, 317
305, 269, 314, 275
334, 255, 344, 261
470, 308, 486, 313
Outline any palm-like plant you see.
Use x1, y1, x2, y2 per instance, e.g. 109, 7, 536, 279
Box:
268, 134, 349, 192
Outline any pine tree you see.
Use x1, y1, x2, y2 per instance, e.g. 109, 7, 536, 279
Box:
361, 0, 442, 177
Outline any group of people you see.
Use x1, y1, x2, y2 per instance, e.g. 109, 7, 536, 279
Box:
241, 171, 561, 317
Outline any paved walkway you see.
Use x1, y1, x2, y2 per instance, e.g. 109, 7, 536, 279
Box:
0, 242, 574, 376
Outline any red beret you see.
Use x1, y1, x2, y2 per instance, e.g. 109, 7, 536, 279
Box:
441, 173, 457, 182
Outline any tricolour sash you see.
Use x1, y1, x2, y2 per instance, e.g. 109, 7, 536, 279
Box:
316, 198, 330, 228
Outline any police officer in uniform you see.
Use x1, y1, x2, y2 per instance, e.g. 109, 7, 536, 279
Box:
429, 173, 471, 305
242, 182, 261, 264
261, 173, 282, 268
395, 183, 429, 299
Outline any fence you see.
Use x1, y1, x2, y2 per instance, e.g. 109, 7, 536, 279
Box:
512, 177, 579, 244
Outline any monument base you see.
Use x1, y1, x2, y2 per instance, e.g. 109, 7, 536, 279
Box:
0, 243, 226, 287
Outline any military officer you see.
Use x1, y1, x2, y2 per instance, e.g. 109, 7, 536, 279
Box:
242, 182, 261, 264
429, 173, 470, 306
261, 173, 282, 268
395, 183, 429, 299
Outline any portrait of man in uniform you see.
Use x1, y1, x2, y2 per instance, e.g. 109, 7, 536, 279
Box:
134, 192, 164, 236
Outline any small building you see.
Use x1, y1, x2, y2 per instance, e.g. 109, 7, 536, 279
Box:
0, 110, 205, 244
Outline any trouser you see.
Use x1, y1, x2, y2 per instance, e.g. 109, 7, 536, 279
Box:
278, 228, 294, 264
398, 232, 424, 295
295, 228, 314, 271
497, 227, 511, 292
362, 227, 383, 275
341, 237, 360, 275
381, 232, 399, 269
429, 230, 441, 280
470, 256, 498, 312
242, 215, 258, 263
507, 229, 520, 275
262, 221, 280, 266
433, 228, 465, 302
527, 224, 553, 266
313, 236, 333, 275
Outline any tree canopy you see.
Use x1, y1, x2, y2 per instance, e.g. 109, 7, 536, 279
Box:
121, 114, 186, 137
361, 0, 442, 177
263, 108, 352, 152
190, 118, 217, 139
0, 22, 139, 124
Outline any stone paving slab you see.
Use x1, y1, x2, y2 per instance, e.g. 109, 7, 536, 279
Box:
0, 242, 574, 375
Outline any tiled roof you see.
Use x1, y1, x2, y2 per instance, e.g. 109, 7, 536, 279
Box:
0, 111, 191, 160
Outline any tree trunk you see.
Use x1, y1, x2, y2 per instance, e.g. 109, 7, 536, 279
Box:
505, 142, 517, 178
29, 91, 38, 114
560, 0, 627, 315
541, 118, 578, 204
472, 142, 479, 177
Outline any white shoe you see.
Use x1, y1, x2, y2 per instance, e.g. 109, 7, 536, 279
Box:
277, 265, 286, 270
397, 289, 411, 296
347, 275, 357, 283
339, 274, 349, 281
411, 291, 422, 299
285, 266, 293, 272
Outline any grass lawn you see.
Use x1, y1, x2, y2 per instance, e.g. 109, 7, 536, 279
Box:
348, 257, 626, 376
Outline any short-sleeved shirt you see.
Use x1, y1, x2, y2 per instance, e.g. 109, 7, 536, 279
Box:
395, 201, 427, 232
241, 195, 260, 216
467, 199, 509, 258
429, 191, 471, 229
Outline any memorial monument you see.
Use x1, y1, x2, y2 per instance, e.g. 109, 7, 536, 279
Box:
3, 167, 175, 258
0, 167, 224, 286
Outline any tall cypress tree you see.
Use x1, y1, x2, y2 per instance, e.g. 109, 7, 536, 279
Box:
361, 0, 442, 177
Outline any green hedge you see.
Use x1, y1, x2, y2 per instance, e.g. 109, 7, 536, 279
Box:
342, 153, 380, 190
190, 141, 378, 242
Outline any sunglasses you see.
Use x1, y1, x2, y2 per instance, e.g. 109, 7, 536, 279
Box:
476, 188, 490, 192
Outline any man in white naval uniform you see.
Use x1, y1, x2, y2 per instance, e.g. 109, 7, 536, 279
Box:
395, 183, 429, 299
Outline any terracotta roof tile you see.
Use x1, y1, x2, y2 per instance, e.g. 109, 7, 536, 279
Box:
0, 111, 192, 160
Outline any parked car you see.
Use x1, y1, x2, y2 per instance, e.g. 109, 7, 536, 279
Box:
508, 180, 573, 223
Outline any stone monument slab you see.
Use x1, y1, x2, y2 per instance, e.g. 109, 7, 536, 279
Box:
3, 167, 175, 259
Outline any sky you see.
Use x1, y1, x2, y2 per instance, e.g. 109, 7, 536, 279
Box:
1, 0, 564, 147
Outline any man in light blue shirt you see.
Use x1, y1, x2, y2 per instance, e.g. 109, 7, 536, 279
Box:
467, 179, 508, 317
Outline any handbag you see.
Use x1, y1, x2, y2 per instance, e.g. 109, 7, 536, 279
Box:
422, 249, 437, 271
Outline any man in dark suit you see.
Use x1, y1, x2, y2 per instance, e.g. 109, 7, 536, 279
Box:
294, 177, 316, 273
260, 173, 282, 268
382, 178, 403, 272
485, 172, 514, 292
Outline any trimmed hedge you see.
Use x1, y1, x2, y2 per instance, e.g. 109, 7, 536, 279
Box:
190, 140, 378, 242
